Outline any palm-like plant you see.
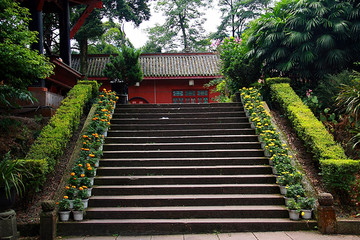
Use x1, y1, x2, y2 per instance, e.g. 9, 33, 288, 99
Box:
247, 0, 360, 82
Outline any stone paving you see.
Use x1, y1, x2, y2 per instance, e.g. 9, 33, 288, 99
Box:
59, 231, 360, 240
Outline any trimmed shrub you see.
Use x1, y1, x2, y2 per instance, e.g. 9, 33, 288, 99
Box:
23, 82, 97, 192
320, 159, 360, 195
269, 80, 360, 195
265, 77, 291, 86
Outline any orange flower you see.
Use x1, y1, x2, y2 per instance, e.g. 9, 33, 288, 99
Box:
78, 164, 83, 167
72, 185, 76, 189
107, 122, 111, 125
83, 135, 88, 138
82, 186, 88, 189
64, 196, 69, 199
56, 202, 59, 205
89, 154, 95, 158
79, 187, 84, 191
83, 148, 90, 151
70, 172, 75, 176
65, 186, 70, 190
83, 142, 87, 145
87, 167, 92, 171
81, 174, 85, 178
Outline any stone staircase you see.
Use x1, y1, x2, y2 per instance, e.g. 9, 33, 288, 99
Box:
58, 103, 316, 235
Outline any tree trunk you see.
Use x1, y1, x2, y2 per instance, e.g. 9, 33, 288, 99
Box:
79, 37, 88, 77
179, 14, 188, 51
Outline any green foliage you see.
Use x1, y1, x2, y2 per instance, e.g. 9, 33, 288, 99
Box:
102, 0, 151, 27
285, 183, 305, 199
320, 159, 360, 195
286, 198, 301, 212
298, 197, 316, 210
103, 45, 143, 94
23, 83, 96, 193
0, 154, 26, 199
78, 80, 101, 100
72, 198, 84, 211
265, 77, 291, 86
336, 72, 360, 122
314, 70, 353, 109
0, 0, 54, 90
0, 84, 38, 109
246, 0, 360, 81
270, 83, 347, 160
269, 81, 360, 197
57, 197, 71, 211
215, 0, 271, 39
218, 37, 261, 90
18, 159, 48, 193
147, 0, 212, 52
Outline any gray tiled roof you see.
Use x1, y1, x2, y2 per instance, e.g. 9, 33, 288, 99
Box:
71, 53, 221, 78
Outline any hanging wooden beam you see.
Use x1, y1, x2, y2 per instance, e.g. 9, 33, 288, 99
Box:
36, 0, 45, 11
70, 0, 103, 39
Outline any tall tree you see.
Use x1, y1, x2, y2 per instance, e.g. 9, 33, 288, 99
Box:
147, 0, 212, 52
72, 0, 151, 74
103, 44, 143, 95
214, 0, 271, 39
88, 21, 126, 54
0, 0, 53, 108
72, 7, 104, 75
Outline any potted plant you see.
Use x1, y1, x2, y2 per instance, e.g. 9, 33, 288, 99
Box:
72, 198, 84, 221
298, 197, 316, 219
78, 187, 89, 209
286, 198, 301, 220
65, 185, 77, 208
0, 157, 25, 211
80, 177, 93, 196
57, 196, 71, 222
285, 184, 305, 200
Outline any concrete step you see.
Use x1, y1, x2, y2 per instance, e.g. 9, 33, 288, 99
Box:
116, 103, 243, 109
113, 112, 246, 119
92, 184, 280, 195
114, 106, 243, 113
104, 135, 260, 144
103, 142, 262, 151
99, 157, 270, 167
96, 165, 271, 176
107, 129, 256, 137
88, 194, 285, 207
85, 205, 289, 219
102, 149, 265, 158
111, 117, 250, 124
57, 218, 317, 236
94, 175, 276, 185
110, 122, 252, 130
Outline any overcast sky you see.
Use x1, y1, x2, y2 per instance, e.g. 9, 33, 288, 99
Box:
123, 1, 222, 49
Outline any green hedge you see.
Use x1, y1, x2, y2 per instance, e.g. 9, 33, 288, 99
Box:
23, 81, 98, 192
269, 79, 360, 194
265, 77, 291, 86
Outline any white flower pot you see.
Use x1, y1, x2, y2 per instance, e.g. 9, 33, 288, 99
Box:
301, 209, 312, 220
72, 211, 84, 221
289, 210, 300, 221
95, 160, 100, 168
82, 199, 89, 209
58, 211, 71, 222
87, 188, 92, 196
279, 185, 287, 195
69, 200, 74, 209
89, 177, 94, 185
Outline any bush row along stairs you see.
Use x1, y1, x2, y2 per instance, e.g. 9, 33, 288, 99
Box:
58, 102, 316, 236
